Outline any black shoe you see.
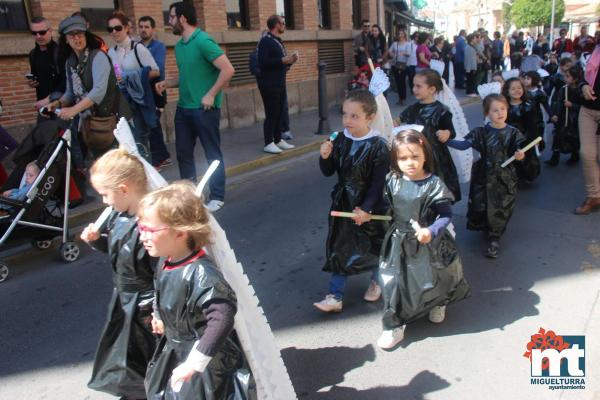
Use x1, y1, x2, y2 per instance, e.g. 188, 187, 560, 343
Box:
485, 241, 500, 259
566, 153, 579, 165
544, 152, 559, 167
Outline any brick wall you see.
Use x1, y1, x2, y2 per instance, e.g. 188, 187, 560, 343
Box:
122, 0, 165, 31
195, 0, 228, 32
0, 0, 361, 134
29, 0, 81, 29
0, 57, 37, 127
248, 0, 276, 30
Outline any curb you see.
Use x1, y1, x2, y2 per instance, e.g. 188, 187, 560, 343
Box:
1, 96, 481, 265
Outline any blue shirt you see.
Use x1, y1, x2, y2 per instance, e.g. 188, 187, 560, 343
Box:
455, 36, 466, 63
145, 39, 166, 81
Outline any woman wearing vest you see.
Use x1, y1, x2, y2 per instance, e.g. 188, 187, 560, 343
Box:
49, 15, 119, 160
107, 11, 160, 162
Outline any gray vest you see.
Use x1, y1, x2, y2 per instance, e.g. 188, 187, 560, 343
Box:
67, 49, 118, 117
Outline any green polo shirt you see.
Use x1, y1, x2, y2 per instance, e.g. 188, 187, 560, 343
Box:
175, 29, 224, 108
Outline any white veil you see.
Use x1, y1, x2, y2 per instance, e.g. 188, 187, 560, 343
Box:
431, 60, 472, 183
368, 63, 395, 145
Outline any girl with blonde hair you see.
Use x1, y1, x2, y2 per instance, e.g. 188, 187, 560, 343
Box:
81, 148, 158, 399
139, 182, 256, 400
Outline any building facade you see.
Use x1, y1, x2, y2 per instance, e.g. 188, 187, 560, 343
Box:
0, 0, 389, 141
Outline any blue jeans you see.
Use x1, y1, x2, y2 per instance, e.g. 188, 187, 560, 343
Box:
174, 106, 225, 201
130, 103, 152, 162
148, 109, 171, 166
329, 269, 379, 300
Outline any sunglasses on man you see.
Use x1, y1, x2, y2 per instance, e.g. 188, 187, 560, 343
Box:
107, 25, 124, 33
31, 29, 49, 36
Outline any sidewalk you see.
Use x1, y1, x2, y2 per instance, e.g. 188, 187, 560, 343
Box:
2, 89, 480, 260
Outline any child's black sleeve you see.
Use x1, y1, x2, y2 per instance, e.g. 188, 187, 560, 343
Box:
360, 163, 388, 213
319, 155, 336, 177
438, 111, 457, 140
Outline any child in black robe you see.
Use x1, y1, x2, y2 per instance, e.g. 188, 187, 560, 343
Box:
399, 69, 461, 202
502, 78, 541, 182
81, 149, 158, 399
440, 94, 526, 258
314, 89, 390, 313
547, 65, 583, 166
139, 182, 256, 400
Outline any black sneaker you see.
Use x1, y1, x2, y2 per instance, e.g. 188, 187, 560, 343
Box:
544, 152, 559, 166
485, 241, 500, 259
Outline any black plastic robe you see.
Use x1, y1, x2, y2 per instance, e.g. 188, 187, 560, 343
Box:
400, 101, 461, 202
551, 85, 581, 154
379, 174, 470, 329
464, 125, 524, 238
88, 211, 158, 398
321, 133, 390, 276
506, 102, 541, 181
145, 253, 256, 400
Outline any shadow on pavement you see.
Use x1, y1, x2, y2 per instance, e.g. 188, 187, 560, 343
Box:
308, 370, 450, 400
281, 345, 376, 397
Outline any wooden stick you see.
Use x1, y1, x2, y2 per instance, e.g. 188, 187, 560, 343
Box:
330, 211, 392, 221
367, 58, 375, 73
501, 136, 542, 168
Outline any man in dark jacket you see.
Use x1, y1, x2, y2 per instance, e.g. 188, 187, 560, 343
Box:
28, 17, 65, 112
257, 15, 297, 154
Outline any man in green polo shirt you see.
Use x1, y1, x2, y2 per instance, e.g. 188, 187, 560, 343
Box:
155, 1, 234, 213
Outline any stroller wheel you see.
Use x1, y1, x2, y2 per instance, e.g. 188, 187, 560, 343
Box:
0, 263, 8, 282
32, 240, 53, 250
59, 242, 80, 263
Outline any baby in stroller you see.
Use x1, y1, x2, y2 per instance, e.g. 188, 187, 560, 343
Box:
0, 161, 40, 213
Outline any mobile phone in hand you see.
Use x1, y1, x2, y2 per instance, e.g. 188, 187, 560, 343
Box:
25, 73, 37, 80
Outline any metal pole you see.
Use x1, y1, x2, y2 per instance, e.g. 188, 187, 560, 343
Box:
315, 61, 330, 135
549, 0, 556, 49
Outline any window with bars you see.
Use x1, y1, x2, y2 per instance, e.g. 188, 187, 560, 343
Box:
276, 0, 294, 29
226, 0, 249, 29
318, 40, 345, 74
317, 0, 330, 29
0, 0, 29, 31
227, 43, 256, 85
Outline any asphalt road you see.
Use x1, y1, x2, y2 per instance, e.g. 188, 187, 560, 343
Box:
0, 102, 599, 400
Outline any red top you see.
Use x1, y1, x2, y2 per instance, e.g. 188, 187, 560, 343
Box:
163, 249, 206, 270
552, 38, 573, 54
416, 44, 431, 68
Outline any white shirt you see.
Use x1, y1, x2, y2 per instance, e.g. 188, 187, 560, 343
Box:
390, 41, 411, 64
108, 37, 158, 72
407, 41, 418, 66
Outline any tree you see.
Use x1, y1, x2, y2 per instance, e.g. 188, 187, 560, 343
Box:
502, 1, 512, 34
511, 0, 565, 29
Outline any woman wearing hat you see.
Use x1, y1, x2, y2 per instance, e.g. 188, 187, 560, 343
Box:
48, 15, 120, 158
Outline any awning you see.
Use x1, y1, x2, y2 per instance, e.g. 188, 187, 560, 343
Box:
385, 0, 409, 11
395, 11, 434, 29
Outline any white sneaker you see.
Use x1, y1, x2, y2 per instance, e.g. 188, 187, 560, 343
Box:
363, 280, 382, 302
264, 142, 283, 154
377, 326, 405, 349
313, 294, 342, 313
428, 305, 446, 323
205, 200, 224, 213
276, 139, 295, 150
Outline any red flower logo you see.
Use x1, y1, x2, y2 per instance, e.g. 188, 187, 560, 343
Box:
523, 327, 570, 370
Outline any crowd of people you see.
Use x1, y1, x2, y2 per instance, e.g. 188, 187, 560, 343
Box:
3, 6, 600, 399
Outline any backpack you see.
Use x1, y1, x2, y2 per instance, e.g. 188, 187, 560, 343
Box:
249, 46, 261, 77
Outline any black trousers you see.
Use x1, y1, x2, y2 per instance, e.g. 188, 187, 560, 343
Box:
466, 70, 477, 94
391, 65, 408, 101
453, 61, 465, 89
258, 84, 286, 146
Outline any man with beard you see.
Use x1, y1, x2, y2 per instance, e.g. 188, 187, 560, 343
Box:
257, 15, 297, 154
155, 2, 234, 213
28, 17, 65, 112
138, 15, 172, 170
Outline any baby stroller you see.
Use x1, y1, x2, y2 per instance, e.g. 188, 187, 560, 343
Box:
0, 119, 82, 282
